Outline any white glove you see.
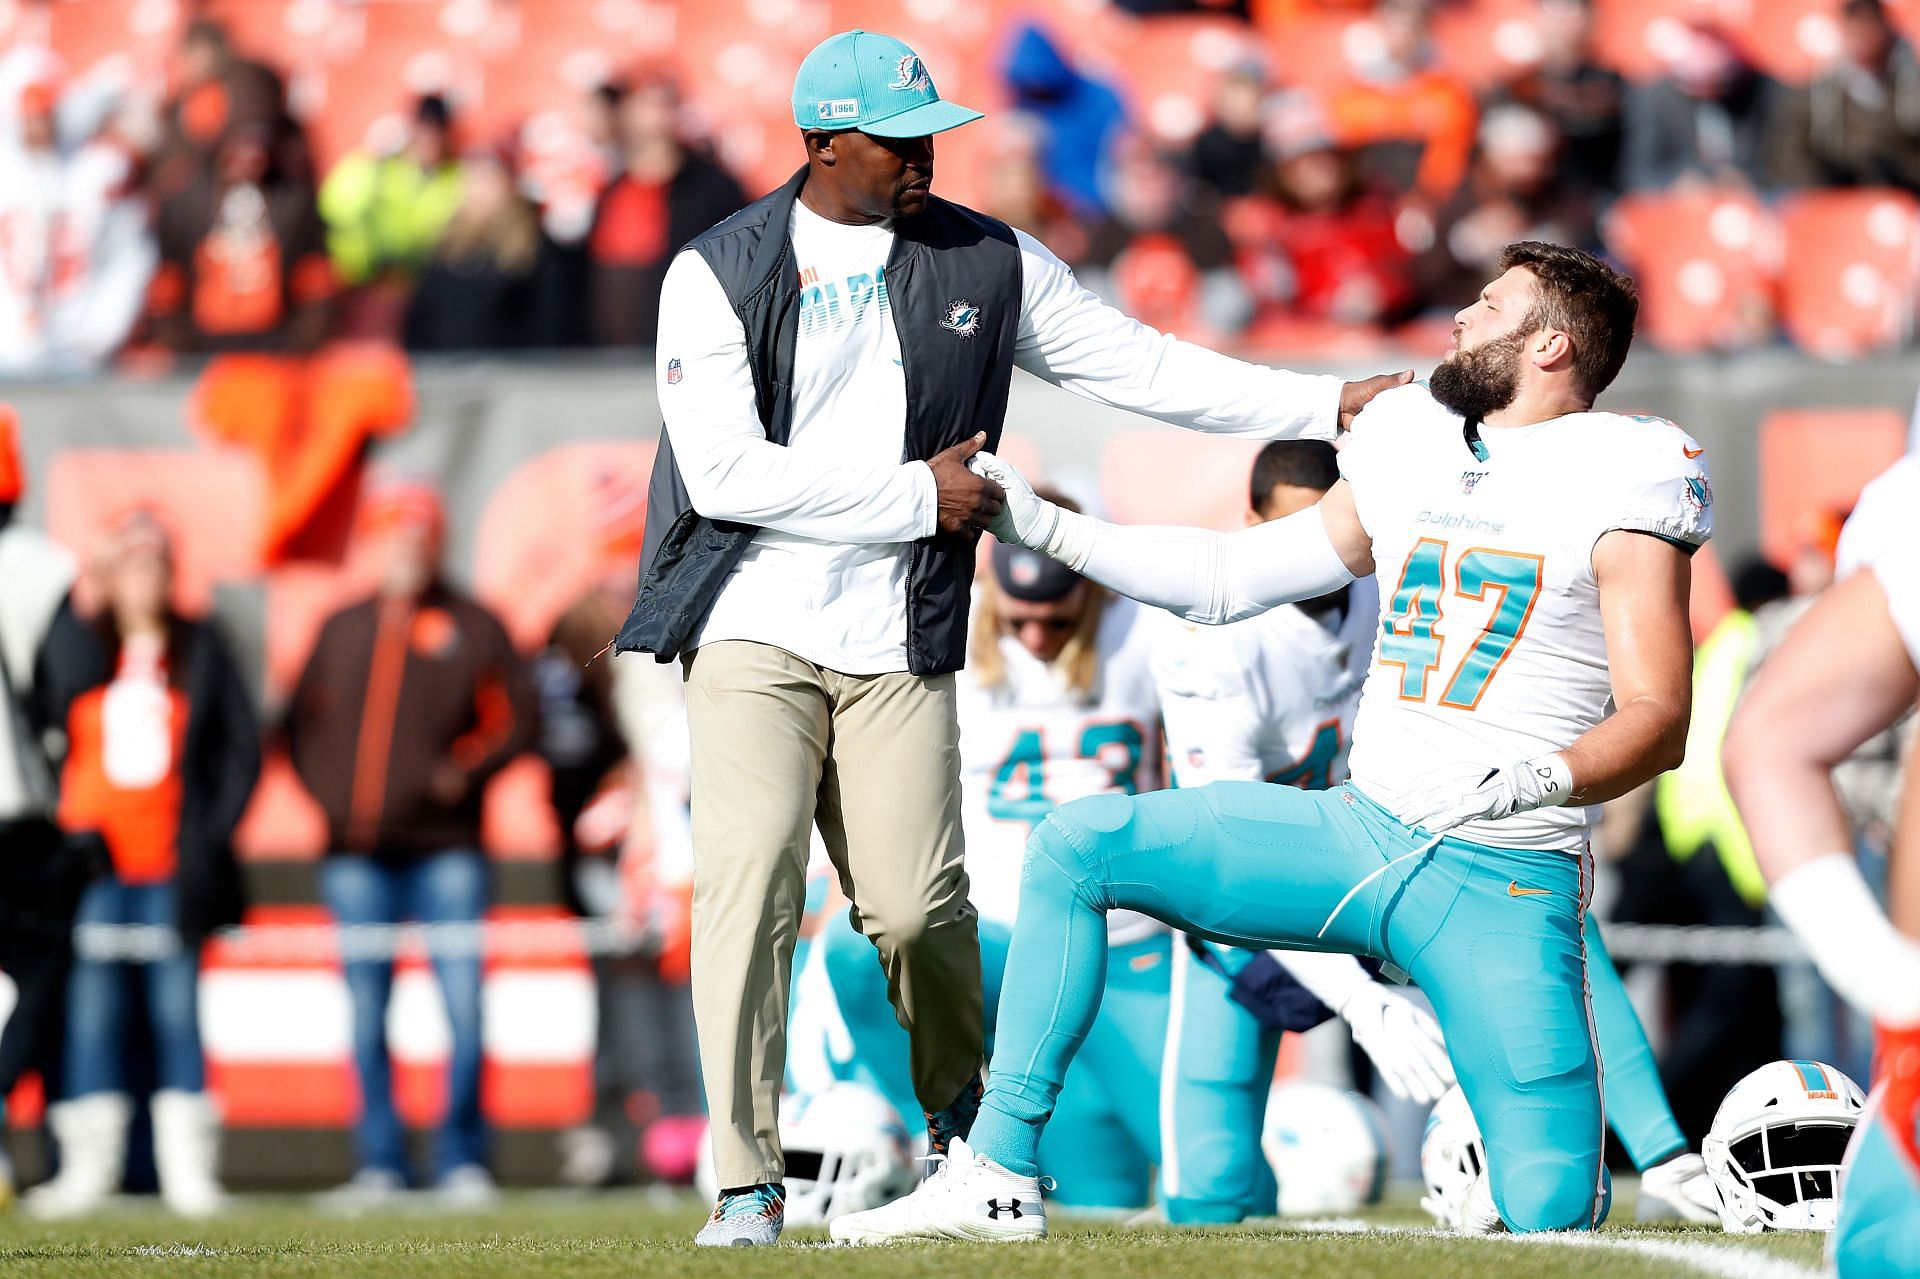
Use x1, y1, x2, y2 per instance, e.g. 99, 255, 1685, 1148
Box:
1638, 1151, 1723, 1225
966, 450, 1060, 551
1339, 982, 1455, 1104
1399, 754, 1574, 834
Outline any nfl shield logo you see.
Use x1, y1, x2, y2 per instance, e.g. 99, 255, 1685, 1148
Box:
665, 358, 682, 385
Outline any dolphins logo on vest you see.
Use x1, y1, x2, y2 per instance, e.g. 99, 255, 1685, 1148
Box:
942, 300, 981, 338
889, 54, 931, 92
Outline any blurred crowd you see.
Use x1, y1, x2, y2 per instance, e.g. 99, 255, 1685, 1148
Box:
0, 414, 705, 1206
5, 0, 1920, 373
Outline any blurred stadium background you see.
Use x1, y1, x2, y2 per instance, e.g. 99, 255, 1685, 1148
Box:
0, 0, 1916, 1200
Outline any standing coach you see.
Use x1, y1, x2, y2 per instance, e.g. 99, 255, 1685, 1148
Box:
617, 28, 1406, 1246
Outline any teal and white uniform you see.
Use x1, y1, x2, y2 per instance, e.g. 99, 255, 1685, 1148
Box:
1829, 456, 1920, 1279
966, 383, 1713, 1232
1151, 582, 1372, 1222
797, 594, 1173, 1211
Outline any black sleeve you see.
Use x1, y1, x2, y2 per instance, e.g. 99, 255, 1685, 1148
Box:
29, 598, 96, 757
196, 623, 263, 846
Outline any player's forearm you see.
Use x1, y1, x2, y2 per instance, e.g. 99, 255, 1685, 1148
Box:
1889, 739, 1920, 940
1558, 694, 1688, 806
1720, 707, 1854, 886
1040, 504, 1356, 626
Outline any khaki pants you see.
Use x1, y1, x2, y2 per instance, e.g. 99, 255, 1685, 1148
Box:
683, 640, 983, 1189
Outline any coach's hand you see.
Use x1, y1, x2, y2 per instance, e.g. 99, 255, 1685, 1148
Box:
929, 433, 1006, 534
1340, 983, 1455, 1104
1339, 370, 1415, 432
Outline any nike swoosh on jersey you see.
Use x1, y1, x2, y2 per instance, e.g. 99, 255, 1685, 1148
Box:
1507, 881, 1551, 897
1682, 445, 1705, 458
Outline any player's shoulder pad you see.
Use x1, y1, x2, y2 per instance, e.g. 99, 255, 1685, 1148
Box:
1351, 379, 1445, 428
1587, 412, 1713, 549
1837, 454, 1920, 577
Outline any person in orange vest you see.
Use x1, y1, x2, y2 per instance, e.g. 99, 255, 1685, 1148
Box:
27, 510, 258, 1219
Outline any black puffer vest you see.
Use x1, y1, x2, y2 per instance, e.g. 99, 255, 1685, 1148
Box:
617, 166, 1023, 676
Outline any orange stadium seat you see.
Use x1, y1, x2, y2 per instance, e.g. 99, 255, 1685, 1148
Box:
1100, 430, 1266, 531
43, 0, 185, 89
1732, 0, 1844, 83
670, 23, 814, 196
1732, 0, 1920, 81
1109, 13, 1266, 144
1757, 407, 1907, 566
1590, 0, 1731, 80
1247, 6, 1369, 95
1778, 189, 1920, 358
1606, 188, 1779, 353
465, 0, 613, 141
1429, 0, 1545, 89
302, 0, 486, 171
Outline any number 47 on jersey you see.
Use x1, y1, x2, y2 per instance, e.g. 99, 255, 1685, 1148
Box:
1379, 538, 1543, 710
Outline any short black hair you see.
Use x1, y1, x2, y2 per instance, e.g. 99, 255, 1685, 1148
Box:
1731, 558, 1790, 613
415, 94, 452, 130
1250, 440, 1339, 515
1499, 241, 1639, 403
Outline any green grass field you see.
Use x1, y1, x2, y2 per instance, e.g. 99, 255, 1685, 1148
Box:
0, 1190, 1831, 1279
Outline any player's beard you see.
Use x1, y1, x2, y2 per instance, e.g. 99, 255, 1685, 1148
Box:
1429, 328, 1527, 422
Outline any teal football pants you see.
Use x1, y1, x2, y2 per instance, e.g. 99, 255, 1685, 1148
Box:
969, 780, 1608, 1233
1834, 1097, 1920, 1278
1161, 940, 1281, 1222
815, 908, 1170, 1209
1159, 911, 1682, 1224
1584, 914, 1689, 1171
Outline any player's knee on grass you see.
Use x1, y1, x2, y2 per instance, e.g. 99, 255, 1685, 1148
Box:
1165, 1197, 1249, 1225
1493, 1156, 1604, 1232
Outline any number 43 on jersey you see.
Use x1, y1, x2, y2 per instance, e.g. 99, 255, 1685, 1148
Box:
1380, 538, 1542, 710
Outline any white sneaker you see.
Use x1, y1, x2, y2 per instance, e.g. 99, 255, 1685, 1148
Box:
318, 1167, 407, 1214
152, 1090, 227, 1218
830, 1137, 1048, 1245
435, 1164, 500, 1210
25, 1093, 130, 1220
1638, 1152, 1721, 1224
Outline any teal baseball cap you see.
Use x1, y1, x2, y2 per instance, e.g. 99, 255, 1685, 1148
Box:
791, 30, 983, 138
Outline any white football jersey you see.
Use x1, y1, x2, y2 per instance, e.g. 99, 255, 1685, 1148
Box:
1151, 578, 1378, 788
958, 594, 1166, 940
1338, 382, 1713, 850
1836, 454, 1920, 672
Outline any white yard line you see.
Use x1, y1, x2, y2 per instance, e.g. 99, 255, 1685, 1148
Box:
1288, 1219, 1822, 1279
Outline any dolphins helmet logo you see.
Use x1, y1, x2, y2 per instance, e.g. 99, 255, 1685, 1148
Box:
941, 300, 981, 337
889, 54, 931, 92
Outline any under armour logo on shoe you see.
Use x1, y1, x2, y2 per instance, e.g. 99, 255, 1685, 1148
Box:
985, 1198, 1023, 1219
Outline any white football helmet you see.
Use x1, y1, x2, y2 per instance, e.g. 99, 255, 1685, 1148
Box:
1262, 1081, 1390, 1216
1419, 1085, 1486, 1228
698, 1084, 916, 1227
1702, 1059, 1864, 1233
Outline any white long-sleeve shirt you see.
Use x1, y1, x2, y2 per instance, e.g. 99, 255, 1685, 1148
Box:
654, 203, 1343, 674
